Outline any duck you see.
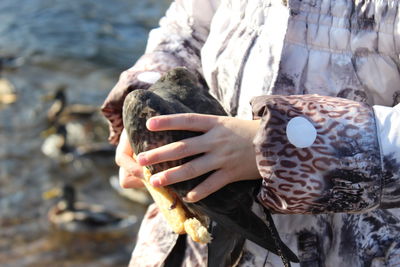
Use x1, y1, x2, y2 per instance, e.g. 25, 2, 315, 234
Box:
44, 86, 99, 125
41, 86, 115, 162
41, 123, 115, 162
47, 183, 137, 233
123, 67, 299, 267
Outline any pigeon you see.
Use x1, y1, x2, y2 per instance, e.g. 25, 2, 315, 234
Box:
122, 67, 299, 267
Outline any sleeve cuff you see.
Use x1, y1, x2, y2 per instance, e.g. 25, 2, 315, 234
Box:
252, 94, 383, 214
373, 104, 400, 209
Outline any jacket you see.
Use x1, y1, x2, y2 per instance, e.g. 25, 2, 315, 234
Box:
101, 0, 400, 266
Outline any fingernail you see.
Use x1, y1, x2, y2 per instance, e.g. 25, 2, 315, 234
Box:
150, 175, 161, 187
146, 118, 156, 130
183, 192, 195, 203
137, 153, 147, 165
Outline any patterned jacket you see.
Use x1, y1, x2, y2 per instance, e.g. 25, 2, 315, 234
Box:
101, 0, 400, 266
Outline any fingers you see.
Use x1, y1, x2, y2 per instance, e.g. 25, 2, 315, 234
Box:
115, 129, 133, 158
115, 129, 144, 188
119, 167, 144, 188
183, 170, 231, 202
146, 113, 220, 132
149, 153, 221, 187
137, 134, 209, 166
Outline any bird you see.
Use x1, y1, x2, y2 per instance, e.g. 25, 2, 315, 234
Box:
41, 86, 115, 162
122, 67, 299, 267
44, 85, 99, 125
47, 183, 136, 230
41, 123, 115, 162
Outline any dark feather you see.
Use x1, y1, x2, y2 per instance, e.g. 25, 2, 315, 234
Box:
208, 221, 246, 267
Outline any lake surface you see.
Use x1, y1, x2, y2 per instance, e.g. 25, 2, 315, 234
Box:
0, 1, 171, 265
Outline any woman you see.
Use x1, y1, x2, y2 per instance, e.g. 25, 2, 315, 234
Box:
102, 0, 400, 266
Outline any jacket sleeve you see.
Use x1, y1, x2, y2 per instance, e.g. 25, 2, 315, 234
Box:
101, 0, 218, 144
251, 94, 400, 214
373, 104, 400, 209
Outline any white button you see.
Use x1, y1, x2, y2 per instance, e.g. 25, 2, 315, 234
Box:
137, 71, 161, 84
286, 116, 317, 148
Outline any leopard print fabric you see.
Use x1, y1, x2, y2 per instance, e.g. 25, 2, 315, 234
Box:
252, 94, 383, 214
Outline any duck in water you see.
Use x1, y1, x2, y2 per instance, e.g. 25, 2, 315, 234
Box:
47, 183, 137, 231
41, 86, 115, 161
45, 86, 98, 125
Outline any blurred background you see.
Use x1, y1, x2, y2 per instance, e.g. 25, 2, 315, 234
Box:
0, 0, 171, 266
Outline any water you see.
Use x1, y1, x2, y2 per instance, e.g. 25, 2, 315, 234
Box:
0, 59, 147, 266
0, 1, 174, 264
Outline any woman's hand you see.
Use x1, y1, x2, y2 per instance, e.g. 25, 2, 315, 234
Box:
136, 114, 261, 202
115, 129, 144, 188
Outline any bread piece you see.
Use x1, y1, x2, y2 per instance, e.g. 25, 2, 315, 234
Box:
142, 167, 187, 234
142, 167, 212, 243
184, 218, 212, 244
